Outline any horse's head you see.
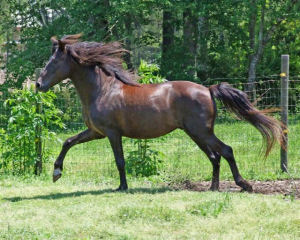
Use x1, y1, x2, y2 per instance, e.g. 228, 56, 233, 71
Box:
36, 37, 72, 92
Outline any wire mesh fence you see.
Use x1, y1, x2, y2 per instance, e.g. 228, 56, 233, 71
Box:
0, 76, 299, 180
0, 91, 9, 167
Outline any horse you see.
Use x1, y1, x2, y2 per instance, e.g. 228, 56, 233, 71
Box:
36, 34, 284, 192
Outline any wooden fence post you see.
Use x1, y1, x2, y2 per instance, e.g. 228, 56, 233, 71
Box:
280, 55, 289, 172
34, 68, 43, 175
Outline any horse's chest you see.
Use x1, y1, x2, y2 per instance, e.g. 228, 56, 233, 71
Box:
82, 107, 106, 135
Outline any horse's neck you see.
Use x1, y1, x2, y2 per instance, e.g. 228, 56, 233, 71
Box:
70, 65, 119, 107
70, 66, 102, 107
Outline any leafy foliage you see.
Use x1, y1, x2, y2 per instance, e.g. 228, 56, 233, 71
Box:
1, 0, 299, 89
137, 60, 165, 84
126, 140, 164, 177
0, 85, 64, 175
51, 84, 83, 130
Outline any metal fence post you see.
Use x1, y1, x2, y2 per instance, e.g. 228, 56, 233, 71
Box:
35, 68, 43, 175
280, 55, 289, 172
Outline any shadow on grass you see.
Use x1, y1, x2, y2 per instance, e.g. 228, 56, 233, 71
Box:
3, 187, 173, 202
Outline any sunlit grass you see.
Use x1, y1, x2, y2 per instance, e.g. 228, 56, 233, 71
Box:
0, 178, 299, 240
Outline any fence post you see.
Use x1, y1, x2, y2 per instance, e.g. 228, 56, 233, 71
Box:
34, 68, 43, 175
280, 55, 289, 172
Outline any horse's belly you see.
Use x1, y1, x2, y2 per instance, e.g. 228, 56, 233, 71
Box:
120, 112, 178, 138
123, 125, 176, 139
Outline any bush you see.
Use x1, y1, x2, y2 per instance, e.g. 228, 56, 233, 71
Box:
0, 84, 64, 175
138, 60, 166, 84
126, 139, 164, 177
51, 84, 83, 130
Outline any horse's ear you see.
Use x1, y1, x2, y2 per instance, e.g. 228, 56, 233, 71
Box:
51, 36, 58, 45
58, 39, 66, 51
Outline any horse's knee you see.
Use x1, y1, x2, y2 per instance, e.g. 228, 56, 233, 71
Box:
63, 138, 73, 148
210, 152, 221, 165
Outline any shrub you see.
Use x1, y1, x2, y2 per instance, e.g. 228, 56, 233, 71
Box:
0, 84, 64, 175
126, 139, 164, 177
138, 60, 166, 84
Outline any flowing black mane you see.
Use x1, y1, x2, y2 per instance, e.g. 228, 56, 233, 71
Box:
52, 34, 139, 86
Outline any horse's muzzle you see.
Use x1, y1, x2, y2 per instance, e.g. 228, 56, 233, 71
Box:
35, 81, 48, 92
35, 82, 41, 90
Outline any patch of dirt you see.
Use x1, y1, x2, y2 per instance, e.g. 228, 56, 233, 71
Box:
175, 179, 300, 199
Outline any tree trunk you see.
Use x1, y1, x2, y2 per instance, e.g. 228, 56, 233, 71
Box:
99, 0, 110, 39
247, 0, 257, 100
39, 6, 49, 26
161, 10, 174, 79
6, 31, 9, 68
247, 0, 265, 101
248, 56, 258, 100
197, 16, 208, 81
134, 21, 142, 67
183, 9, 197, 80
124, 16, 133, 69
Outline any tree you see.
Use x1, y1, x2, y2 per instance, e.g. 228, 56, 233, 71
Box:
1, 0, 300, 89
161, 9, 175, 79
247, 0, 300, 99
183, 5, 197, 79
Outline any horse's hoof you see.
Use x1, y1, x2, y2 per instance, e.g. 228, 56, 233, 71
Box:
209, 186, 219, 191
209, 181, 220, 191
241, 182, 253, 193
53, 168, 62, 183
244, 186, 253, 193
114, 185, 128, 192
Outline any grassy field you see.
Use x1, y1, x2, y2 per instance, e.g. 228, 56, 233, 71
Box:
44, 120, 300, 182
0, 176, 299, 240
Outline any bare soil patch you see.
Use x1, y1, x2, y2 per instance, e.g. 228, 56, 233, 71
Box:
176, 179, 300, 199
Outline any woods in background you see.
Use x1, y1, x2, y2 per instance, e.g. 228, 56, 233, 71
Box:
0, 0, 299, 89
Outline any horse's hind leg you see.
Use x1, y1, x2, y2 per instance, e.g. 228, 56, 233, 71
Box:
185, 128, 252, 192
185, 131, 221, 191
208, 150, 221, 191
207, 135, 253, 192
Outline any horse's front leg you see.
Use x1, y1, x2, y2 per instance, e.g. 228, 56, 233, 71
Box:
53, 129, 104, 182
107, 131, 128, 191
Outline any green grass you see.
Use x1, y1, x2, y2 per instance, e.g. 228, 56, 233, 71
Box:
0, 177, 299, 240
44, 121, 300, 181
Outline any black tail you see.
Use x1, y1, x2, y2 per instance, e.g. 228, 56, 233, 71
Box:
209, 82, 284, 157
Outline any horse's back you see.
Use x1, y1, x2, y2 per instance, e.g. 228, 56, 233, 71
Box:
115, 81, 215, 138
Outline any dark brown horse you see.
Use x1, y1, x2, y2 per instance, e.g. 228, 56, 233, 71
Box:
36, 34, 284, 192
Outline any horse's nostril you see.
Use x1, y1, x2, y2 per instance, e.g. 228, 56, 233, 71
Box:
36, 82, 41, 89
